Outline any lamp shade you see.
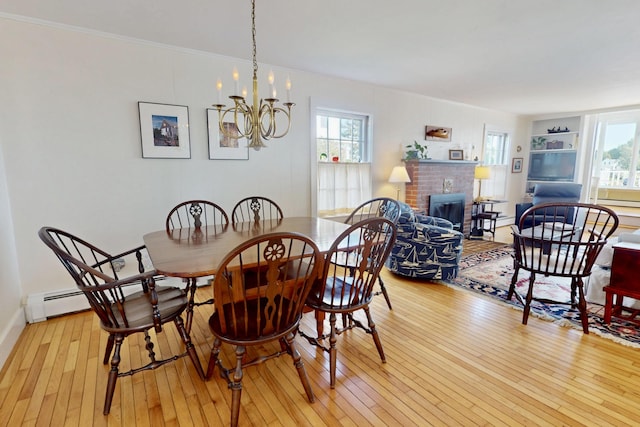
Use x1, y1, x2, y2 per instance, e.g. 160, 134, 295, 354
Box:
474, 165, 491, 180
388, 166, 411, 183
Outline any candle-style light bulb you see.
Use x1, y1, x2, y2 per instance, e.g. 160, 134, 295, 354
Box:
232, 67, 240, 96
268, 70, 275, 97
241, 86, 248, 99
285, 76, 292, 103
216, 78, 222, 104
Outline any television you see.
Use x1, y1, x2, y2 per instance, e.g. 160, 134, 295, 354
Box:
527, 151, 576, 182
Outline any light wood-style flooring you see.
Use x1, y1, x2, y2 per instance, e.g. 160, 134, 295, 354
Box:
2, 253, 640, 426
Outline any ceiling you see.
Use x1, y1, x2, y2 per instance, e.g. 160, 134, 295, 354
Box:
4, 0, 640, 116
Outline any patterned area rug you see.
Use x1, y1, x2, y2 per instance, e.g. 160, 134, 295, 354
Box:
448, 245, 640, 348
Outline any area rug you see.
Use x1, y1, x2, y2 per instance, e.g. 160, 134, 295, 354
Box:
448, 245, 640, 348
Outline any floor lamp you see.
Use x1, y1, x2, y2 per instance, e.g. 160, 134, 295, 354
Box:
388, 166, 411, 201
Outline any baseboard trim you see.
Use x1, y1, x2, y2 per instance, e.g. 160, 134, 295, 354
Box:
0, 308, 26, 371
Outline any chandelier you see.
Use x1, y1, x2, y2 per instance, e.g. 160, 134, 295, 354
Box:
212, 0, 294, 150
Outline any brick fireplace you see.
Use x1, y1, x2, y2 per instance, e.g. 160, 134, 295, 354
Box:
404, 160, 477, 235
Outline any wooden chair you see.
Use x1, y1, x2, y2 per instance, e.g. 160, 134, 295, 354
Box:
300, 217, 397, 388
165, 199, 229, 232
343, 197, 401, 309
206, 232, 321, 427
38, 227, 205, 415
165, 200, 229, 332
231, 196, 283, 225
508, 203, 618, 333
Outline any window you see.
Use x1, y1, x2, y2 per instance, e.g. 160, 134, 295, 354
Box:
481, 128, 510, 199
594, 113, 640, 188
315, 109, 372, 216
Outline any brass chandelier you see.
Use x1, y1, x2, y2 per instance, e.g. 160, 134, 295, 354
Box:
212, 0, 294, 150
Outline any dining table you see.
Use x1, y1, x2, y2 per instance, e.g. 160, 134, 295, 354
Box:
143, 216, 352, 335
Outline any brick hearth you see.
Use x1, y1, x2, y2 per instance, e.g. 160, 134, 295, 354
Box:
404, 160, 477, 235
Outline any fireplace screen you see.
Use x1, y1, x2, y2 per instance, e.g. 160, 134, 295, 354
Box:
429, 193, 465, 232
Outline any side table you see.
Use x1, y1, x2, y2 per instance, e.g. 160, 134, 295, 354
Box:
604, 241, 640, 324
469, 199, 506, 240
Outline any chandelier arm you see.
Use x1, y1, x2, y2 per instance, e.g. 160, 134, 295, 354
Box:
264, 105, 293, 139
257, 102, 275, 140
218, 102, 252, 139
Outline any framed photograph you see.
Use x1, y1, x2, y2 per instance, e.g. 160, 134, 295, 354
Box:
449, 149, 463, 160
512, 157, 523, 173
207, 109, 249, 160
425, 125, 452, 142
138, 102, 191, 159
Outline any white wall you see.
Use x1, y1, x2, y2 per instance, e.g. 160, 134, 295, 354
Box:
0, 16, 526, 350
0, 134, 24, 368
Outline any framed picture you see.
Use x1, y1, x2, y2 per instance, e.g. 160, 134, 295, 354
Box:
207, 109, 249, 160
425, 125, 452, 142
449, 149, 463, 160
138, 102, 191, 159
512, 157, 523, 173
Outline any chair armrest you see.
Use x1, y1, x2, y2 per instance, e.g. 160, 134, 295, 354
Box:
414, 223, 463, 242
415, 214, 454, 229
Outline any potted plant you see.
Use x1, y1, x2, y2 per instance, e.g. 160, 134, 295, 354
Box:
405, 141, 429, 160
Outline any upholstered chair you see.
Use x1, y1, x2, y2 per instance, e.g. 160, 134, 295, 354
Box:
386, 202, 464, 280
515, 183, 582, 228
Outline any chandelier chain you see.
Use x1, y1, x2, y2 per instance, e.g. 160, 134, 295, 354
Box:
251, 0, 258, 80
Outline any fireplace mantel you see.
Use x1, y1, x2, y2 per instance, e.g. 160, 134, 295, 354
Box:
406, 159, 478, 166
404, 160, 476, 235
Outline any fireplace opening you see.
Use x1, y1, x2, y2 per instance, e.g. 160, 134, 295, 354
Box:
429, 193, 465, 233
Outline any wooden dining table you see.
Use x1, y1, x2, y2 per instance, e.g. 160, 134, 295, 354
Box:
143, 216, 351, 334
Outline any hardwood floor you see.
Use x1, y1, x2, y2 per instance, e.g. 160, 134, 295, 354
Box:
2, 269, 640, 426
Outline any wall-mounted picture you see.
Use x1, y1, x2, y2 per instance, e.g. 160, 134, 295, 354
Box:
512, 157, 523, 173
138, 102, 191, 158
425, 125, 452, 141
449, 149, 463, 160
207, 109, 249, 160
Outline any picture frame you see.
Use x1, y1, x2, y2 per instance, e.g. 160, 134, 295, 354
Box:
138, 102, 191, 159
425, 125, 452, 142
512, 157, 523, 173
449, 149, 463, 160
207, 109, 249, 160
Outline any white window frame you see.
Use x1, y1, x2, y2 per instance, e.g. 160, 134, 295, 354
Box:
593, 110, 640, 189
481, 125, 511, 199
310, 102, 373, 217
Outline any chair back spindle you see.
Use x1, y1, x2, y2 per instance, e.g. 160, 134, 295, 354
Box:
165, 200, 229, 232
231, 196, 283, 225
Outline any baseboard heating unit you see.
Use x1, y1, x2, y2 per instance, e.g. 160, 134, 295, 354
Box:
25, 288, 89, 323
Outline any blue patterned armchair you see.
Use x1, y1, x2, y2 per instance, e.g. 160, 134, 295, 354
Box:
386, 203, 464, 280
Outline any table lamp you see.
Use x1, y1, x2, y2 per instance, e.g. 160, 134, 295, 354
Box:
388, 166, 411, 200
474, 165, 491, 201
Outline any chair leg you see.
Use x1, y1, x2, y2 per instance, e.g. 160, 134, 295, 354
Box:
507, 266, 519, 300
378, 277, 393, 310
103, 334, 115, 365
363, 306, 385, 363
285, 333, 315, 403
577, 280, 589, 334
104, 334, 124, 415
206, 337, 222, 379
174, 315, 205, 379
329, 313, 338, 389
185, 278, 198, 334
522, 275, 536, 325
229, 346, 246, 427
